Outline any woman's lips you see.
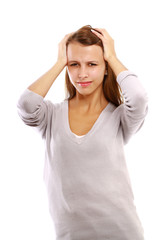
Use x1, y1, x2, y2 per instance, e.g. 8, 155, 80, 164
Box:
77, 81, 92, 87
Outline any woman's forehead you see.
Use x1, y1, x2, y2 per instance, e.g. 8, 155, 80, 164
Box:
67, 42, 103, 61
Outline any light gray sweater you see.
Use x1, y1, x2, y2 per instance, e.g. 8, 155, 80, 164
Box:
17, 70, 148, 240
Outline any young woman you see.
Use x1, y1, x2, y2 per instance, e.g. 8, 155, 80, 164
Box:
17, 25, 148, 240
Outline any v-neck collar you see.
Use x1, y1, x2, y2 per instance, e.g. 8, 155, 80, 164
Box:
63, 99, 111, 145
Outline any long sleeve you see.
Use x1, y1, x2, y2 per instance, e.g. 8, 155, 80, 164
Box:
17, 89, 54, 138
117, 70, 148, 144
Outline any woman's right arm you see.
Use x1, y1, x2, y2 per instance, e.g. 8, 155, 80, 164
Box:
28, 61, 65, 98
17, 33, 73, 137
28, 33, 72, 98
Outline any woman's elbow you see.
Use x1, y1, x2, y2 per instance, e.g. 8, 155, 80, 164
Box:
133, 91, 148, 114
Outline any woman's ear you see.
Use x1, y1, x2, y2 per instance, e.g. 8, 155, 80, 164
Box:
105, 62, 108, 75
104, 69, 108, 75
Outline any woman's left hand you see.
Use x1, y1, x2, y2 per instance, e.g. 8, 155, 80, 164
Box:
91, 28, 117, 62
91, 27, 128, 77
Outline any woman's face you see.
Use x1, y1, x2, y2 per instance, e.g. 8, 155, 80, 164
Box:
67, 42, 107, 96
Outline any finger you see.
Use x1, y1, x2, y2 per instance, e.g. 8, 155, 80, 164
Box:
92, 28, 104, 33
61, 32, 74, 44
65, 32, 74, 39
91, 29, 104, 40
93, 28, 111, 38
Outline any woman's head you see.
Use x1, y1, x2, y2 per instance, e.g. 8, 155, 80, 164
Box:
65, 25, 123, 106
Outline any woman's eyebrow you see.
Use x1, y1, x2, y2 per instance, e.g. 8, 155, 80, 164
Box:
68, 60, 99, 63
87, 61, 99, 63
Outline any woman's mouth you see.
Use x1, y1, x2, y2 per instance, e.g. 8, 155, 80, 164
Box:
77, 81, 92, 87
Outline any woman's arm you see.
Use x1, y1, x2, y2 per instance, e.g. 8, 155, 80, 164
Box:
17, 33, 73, 138
28, 33, 73, 98
28, 61, 65, 98
91, 28, 148, 144
117, 70, 148, 144
106, 56, 128, 78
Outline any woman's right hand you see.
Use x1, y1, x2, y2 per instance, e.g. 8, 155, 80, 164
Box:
57, 32, 73, 68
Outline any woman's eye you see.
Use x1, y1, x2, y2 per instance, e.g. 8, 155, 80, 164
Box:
69, 63, 97, 67
89, 63, 97, 66
70, 63, 78, 66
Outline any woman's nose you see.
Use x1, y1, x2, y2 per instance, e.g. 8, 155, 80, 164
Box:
78, 66, 88, 79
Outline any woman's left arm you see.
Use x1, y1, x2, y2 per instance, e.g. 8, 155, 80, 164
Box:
91, 28, 148, 143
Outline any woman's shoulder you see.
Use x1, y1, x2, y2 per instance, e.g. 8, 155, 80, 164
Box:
106, 102, 125, 119
48, 98, 67, 114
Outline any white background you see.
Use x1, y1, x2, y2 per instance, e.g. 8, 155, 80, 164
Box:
0, 0, 160, 239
